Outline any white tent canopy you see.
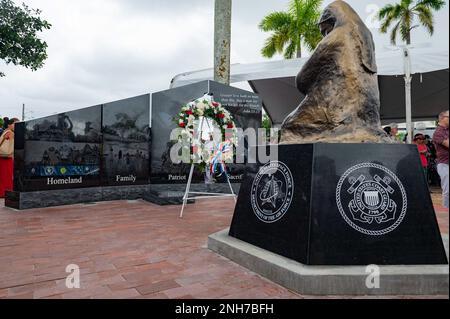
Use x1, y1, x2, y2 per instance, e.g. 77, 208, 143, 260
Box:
171, 47, 448, 86
171, 47, 449, 125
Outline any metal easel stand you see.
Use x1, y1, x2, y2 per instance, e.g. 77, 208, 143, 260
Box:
179, 162, 237, 218
179, 116, 237, 218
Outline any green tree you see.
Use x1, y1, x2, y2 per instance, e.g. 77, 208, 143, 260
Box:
262, 113, 272, 132
113, 114, 134, 135
259, 0, 323, 59
0, 0, 51, 77
262, 113, 281, 143
378, 0, 445, 45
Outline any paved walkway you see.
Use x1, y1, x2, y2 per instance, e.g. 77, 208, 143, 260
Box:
0, 191, 448, 299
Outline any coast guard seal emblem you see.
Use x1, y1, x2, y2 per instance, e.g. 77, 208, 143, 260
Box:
251, 161, 294, 223
336, 163, 407, 236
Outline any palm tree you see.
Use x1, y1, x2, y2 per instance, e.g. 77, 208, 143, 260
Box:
378, 0, 446, 45
259, 0, 323, 59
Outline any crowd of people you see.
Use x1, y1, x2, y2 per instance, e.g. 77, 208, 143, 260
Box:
0, 117, 20, 198
384, 112, 449, 209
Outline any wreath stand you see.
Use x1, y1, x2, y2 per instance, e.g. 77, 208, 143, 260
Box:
179, 116, 237, 218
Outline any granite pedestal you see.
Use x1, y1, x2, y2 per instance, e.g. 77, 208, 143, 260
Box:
5, 185, 150, 210
229, 144, 448, 266
142, 183, 240, 205
209, 229, 449, 295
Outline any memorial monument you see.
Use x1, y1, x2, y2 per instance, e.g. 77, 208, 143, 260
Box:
6, 81, 261, 209
150, 80, 262, 185
281, 1, 392, 144
147, 80, 261, 204
229, 1, 448, 266
6, 95, 151, 210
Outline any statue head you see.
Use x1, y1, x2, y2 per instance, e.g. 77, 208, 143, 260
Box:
318, 0, 377, 74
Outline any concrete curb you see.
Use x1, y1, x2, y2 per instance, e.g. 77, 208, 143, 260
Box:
208, 229, 449, 296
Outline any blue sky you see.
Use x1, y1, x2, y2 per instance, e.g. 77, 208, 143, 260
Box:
1, 0, 448, 119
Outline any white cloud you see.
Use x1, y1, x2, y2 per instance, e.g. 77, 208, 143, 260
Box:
1, 0, 215, 118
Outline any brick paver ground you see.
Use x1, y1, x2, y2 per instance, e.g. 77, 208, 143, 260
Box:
0, 189, 448, 299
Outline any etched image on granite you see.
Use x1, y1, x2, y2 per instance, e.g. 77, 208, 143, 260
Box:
151, 81, 262, 184
102, 94, 151, 186
19, 105, 103, 191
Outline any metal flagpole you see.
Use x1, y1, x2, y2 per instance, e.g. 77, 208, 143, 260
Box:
214, 0, 232, 85
403, 47, 413, 144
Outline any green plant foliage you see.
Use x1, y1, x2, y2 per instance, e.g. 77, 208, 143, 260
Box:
0, 0, 51, 77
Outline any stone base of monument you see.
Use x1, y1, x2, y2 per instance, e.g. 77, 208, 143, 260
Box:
230, 144, 448, 266
209, 228, 449, 296
5, 183, 241, 209
5, 185, 150, 210
142, 189, 195, 206
143, 184, 240, 206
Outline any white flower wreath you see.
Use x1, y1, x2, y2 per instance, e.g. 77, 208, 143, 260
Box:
173, 95, 238, 168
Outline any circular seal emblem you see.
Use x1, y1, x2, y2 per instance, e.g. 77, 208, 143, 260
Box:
336, 163, 407, 236
251, 161, 294, 223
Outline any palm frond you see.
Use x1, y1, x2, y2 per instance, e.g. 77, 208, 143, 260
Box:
405, 7, 414, 28
261, 29, 291, 58
401, 0, 414, 8
379, 4, 403, 33
415, 0, 446, 10
393, 3, 405, 17
284, 40, 297, 59
260, 0, 322, 59
261, 36, 277, 58
288, 0, 322, 32
390, 20, 401, 44
259, 11, 292, 32
377, 0, 444, 45
291, 0, 322, 21
273, 28, 291, 52
414, 4, 434, 34
378, 4, 395, 19
303, 23, 322, 50
400, 22, 411, 43
288, 0, 302, 20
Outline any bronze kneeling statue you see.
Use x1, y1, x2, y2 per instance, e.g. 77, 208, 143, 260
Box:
281, 0, 392, 144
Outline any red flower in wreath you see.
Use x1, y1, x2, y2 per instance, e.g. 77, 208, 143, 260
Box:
185, 109, 193, 116
179, 122, 186, 128
217, 113, 225, 119
212, 102, 220, 107
227, 122, 234, 129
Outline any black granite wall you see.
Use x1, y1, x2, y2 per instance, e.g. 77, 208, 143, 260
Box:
150, 80, 262, 184
12, 81, 261, 198
13, 95, 151, 192
102, 95, 150, 186
15, 105, 103, 191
